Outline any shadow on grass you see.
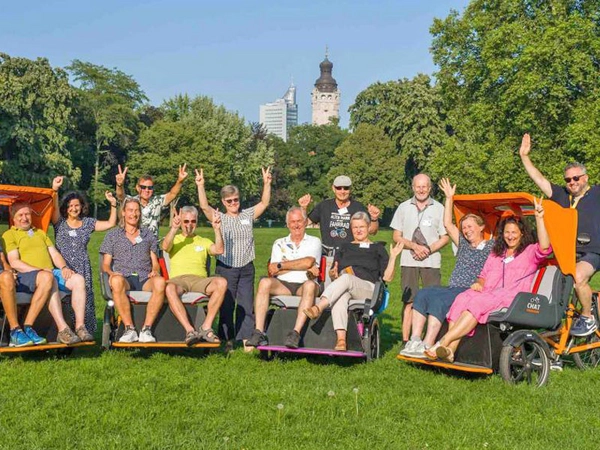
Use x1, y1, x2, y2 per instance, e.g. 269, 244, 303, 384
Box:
397, 358, 491, 382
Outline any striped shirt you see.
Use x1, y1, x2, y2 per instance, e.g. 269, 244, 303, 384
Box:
217, 207, 256, 268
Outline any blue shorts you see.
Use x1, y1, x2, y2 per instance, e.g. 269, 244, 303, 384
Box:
412, 286, 468, 322
577, 252, 600, 272
16, 270, 41, 294
52, 269, 72, 293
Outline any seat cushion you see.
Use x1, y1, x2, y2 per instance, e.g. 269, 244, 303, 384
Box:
127, 291, 208, 305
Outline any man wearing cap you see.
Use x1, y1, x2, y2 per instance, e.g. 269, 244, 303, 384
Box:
390, 173, 449, 345
298, 175, 381, 254
520, 133, 600, 336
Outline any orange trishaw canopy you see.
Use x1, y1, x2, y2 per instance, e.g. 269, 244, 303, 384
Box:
0, 184, 56, 233
452, 192, 577, 277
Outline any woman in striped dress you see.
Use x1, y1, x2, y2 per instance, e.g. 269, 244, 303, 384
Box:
196, 167, 272, 349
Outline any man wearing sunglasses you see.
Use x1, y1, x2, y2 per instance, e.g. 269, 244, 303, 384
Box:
116, 164, 188, 238
520, 133, 600, 336
161, 206, 227, 345
298, 175, 381, 254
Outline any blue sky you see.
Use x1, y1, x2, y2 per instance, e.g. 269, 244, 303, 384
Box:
2, 0, 469, 127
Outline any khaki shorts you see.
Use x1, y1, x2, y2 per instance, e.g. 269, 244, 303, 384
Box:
168, 274, 216, 294
401, 266, 441, 304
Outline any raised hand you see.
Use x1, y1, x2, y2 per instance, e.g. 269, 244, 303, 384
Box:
519, 133, 531, 158
52, 176, 64, 192
390, 241, 404, 258
105, 191, 117, 207
261, 166, 272, 185
533, 196, 545, 219
194, 168, 205, 186
116, 165, 128, 187
211, 208, 222, 230
439, 178, 456, 198
178, 163, 188, 182
367, 204, 381, 221
298, 194, 312, 209
171, 209, 182, 230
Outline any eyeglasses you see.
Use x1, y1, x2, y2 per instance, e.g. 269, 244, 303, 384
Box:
183, 220, 197, 224
564, 174, 586, 183
224, 198, 239, 205
334, 186, 350, 191
139, 185, 154, 191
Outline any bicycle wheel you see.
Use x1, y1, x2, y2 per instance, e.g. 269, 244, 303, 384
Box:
500, 336, 550, 387
572, 334, 600, 370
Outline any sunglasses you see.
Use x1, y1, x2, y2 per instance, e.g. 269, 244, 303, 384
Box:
139, 185, 154, 191
183, 219, 197, 224
224, 198, 239, 205
334, 186, 350, 191
564, 175, 586, 183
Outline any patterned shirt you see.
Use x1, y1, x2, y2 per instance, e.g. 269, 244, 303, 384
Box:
99, 227, 158, 282
127, 194, 168, 238
448, 235, 494, 288
217, 207, 256, 268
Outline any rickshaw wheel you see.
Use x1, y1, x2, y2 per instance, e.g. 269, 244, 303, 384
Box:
365, 319, 380, 362
101, 307, 114, 351
499, 337, 550, 387
572, 334, 600, 370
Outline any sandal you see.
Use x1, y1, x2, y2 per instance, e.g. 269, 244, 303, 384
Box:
303, 304, 323, 320
435, 345, 455, 363
198, 327, 221, 344
334, 338, 347, 351
424, 342, 440, 360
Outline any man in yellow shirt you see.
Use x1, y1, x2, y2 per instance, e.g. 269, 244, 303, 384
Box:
162, 206, 226, 346
2, 203, 87, 345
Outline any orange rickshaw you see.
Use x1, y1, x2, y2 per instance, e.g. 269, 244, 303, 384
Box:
0, 184, 94, 353
398, 192, 600, 386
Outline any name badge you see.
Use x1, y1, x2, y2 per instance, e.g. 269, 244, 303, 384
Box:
134, 236, 143, 244
195, 246, 204, 252
503, 256, 514, 264
359, 243, 370, 248
68, 230, 78, 237
476, 241, 487, 250
421, 219, 432, 227
240, 219, 250, 225
27, 229, 34, 237
338, 207, 348, 215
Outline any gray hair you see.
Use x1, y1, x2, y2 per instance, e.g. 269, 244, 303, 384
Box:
10, 202, 31, 217
220, 185, 240, 199
412, 173, 432, 188
564, 162, 587, 174
180, 205, 198, 217
350, 211, 371, 226
119, 197, 142, 229
286, 206, 307, 223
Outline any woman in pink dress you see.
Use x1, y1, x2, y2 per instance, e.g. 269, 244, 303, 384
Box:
426, 197, 551, 362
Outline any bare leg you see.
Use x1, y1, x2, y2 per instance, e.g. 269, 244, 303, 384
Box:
294, 281, 317, 333
142, 276, 166, 328
0, 271, 19, 329
410, 309, 427, 341
439, 311, 478, 349
201, 277, 227, 331
402, 303, 413, 342
47, 279, 70, 330
575, 261, 595, 317
423, 316, 443, 348
64, 273, 86, 329
23, 271, 54, 327
110, 275, 133, 327
165, 283, 194, 333
254, 278, 291, 331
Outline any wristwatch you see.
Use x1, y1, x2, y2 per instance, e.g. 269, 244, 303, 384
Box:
277, 263, 282, 270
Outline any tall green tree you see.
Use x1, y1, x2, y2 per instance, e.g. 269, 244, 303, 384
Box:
429, 0, 600, 192
328, 123, 407, 215
67, 60, 147, 215
349, 74, 448, 180
0, 53, 79, 185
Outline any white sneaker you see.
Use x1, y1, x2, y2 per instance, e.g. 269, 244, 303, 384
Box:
138, 327, 156, 343
400, 339, 420, 356
119, 327, 139, 343
406, 341, 428, 359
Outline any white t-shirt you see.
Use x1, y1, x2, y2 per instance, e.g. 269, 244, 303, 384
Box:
270, 234, 322, 283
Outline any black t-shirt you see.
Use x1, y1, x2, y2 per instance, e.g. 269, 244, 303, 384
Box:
550, 183, 600, 254
308, 199, 367, 248
334, 242, 389, 284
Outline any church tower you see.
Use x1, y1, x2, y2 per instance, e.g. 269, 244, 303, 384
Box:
311, 48, 340, 125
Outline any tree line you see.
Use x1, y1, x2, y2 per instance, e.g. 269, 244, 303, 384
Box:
2, 0, 599, 223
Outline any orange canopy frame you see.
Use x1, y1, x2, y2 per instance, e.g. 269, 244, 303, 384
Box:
452, 192, 577, 277
0, 184, 56, 233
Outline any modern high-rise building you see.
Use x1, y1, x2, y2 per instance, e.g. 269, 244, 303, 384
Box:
311, 50, 340, 125
259, 83, 298, 142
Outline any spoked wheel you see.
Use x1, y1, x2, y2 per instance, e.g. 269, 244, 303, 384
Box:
499, 336, 550, 387
365, 319, 380, 362
572, 334, 600, 369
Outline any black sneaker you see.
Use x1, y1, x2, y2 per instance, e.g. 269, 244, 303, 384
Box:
284, 330, 301, 349
246, 329, 268, 347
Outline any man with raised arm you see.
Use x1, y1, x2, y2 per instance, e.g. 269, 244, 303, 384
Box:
391, 173, 449, 346
116, 164, 188, 238
519, 133, 600, 336
298, 175, 381, 255
246, 206, 322, 349
162, 206, 227, 346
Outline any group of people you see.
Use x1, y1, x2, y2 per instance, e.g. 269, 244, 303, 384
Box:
1, 133, 598, 357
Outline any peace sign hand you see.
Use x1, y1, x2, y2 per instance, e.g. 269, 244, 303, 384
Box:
262, 166, 272, 185
211, 209, 222, 230
195, 168, 205, 186
171, 209, 182, 230
178, 163, 188, 182
116, 165, 128, 187
533, 196, 544, 218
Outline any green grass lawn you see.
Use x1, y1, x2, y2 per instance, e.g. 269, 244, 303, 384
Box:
2, 227, 600, 449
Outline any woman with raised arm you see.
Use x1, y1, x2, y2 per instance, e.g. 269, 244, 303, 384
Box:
195, 167, 272, 349
303, 212, 402, 351
425, 197, 551, 362
401, 178, 493, 358
52, 176, 118, 336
